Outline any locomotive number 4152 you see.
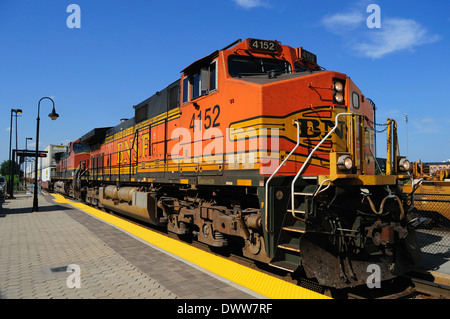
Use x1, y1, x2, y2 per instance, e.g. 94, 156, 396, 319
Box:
249, 39, 278, 52
190, 105, 221, 131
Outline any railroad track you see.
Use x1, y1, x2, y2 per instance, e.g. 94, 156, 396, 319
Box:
406, 272, 450, 299
47, 192, 450, 299
346, 272, 450, 299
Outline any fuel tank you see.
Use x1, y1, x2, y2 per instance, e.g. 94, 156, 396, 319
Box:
99, 186, 162, 225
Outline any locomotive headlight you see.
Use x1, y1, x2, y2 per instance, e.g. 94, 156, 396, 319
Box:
337, 154, 353, 171
334, 81, 343, 92
398, 157, 411, 172
334, 92, 344, 103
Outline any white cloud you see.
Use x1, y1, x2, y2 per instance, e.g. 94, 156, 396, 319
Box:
320, 3, 441, 59
27, 142, 42, 149
232, 0, 267, 9
321, 11, 365, 34
419, 117, 435, 124
354, 18, 441, 59
409, 116, 443, 135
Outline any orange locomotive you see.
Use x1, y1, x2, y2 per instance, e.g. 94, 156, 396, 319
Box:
53, 39, 420, 289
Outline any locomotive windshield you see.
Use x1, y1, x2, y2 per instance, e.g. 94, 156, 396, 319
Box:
228, 55, 291, 77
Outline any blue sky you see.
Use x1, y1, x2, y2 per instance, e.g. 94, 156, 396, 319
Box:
1, 0, 449, 166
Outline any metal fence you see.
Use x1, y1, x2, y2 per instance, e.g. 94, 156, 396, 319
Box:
408, 193, 450, 270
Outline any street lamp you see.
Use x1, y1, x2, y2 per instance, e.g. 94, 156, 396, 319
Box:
32, 97, 59, 212
8, 108, 22, 198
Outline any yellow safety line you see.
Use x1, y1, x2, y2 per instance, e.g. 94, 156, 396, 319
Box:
51, 193, 330, 299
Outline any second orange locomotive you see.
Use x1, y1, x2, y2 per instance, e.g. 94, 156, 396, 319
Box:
53, 38, 420, 289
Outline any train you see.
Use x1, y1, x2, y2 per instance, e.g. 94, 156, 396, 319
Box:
49, 38, 422, 290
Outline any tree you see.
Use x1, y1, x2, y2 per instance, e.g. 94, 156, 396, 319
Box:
0, 160, 21, 180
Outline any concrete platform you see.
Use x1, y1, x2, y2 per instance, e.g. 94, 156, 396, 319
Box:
0, 193, 262, 299
4, 192, 446, 300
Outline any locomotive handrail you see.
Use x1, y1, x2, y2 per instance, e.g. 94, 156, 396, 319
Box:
264, 120, 300, 234
129, 129, 139, 181
290, 112, 353, 217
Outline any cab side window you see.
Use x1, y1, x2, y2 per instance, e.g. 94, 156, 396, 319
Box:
183, 60, 217, 104
209, 61, 217, 92
192, 73, 202, 99
182, 77, 189, 104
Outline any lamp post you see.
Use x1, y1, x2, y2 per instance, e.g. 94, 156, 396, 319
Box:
32, 97, 59, 212
8, 108, 22, 198
403, 113, 408, 158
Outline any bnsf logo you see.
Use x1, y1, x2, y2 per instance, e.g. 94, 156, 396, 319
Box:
297, 118, 345, 139
229, 107, 348, 153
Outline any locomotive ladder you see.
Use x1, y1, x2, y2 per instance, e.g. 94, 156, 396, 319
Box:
289, 112, 352, 218
268, 113, 353, 272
